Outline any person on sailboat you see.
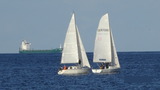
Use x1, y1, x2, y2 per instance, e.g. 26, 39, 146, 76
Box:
105, 63, 109, 69
78, 59, 81, 64
100, 63, 104, 69
63, 65, 67, 70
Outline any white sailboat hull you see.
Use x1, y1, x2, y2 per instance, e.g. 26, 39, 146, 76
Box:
58, 66, 90, 75
92, 66, 120, 74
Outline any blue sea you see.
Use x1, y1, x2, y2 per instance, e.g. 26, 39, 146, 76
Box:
0, 52, 160, 90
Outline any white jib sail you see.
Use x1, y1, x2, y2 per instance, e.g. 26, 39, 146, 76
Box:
111, 31, 120, 68
76, 26, 91, 68
61, 13, 79, 64
93, 13, 112, 63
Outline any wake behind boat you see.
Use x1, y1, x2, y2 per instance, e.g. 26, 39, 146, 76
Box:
58, 13, 91, 75
92, 13, 120, 74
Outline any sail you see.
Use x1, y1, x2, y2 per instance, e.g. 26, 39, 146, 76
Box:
76, 26, 91, 68
111, 31, 120, 68
61, 13, 79, 64
93, 13, 112, 63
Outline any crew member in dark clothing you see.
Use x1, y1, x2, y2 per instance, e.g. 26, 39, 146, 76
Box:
78, 59, 81, 64
106, 63, 109, 69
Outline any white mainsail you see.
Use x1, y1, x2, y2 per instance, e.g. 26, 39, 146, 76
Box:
61, 13, 90, 68
61, 14, 79, 64
93, 13, 112, 63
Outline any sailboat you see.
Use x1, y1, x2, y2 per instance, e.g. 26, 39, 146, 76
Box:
92, 13, 120, 74
58, 13, 91, 75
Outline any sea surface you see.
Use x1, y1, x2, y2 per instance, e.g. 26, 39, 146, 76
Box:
0, 52, 160, 90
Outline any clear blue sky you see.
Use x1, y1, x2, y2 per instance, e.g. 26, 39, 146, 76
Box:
0, 0, 160, 53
